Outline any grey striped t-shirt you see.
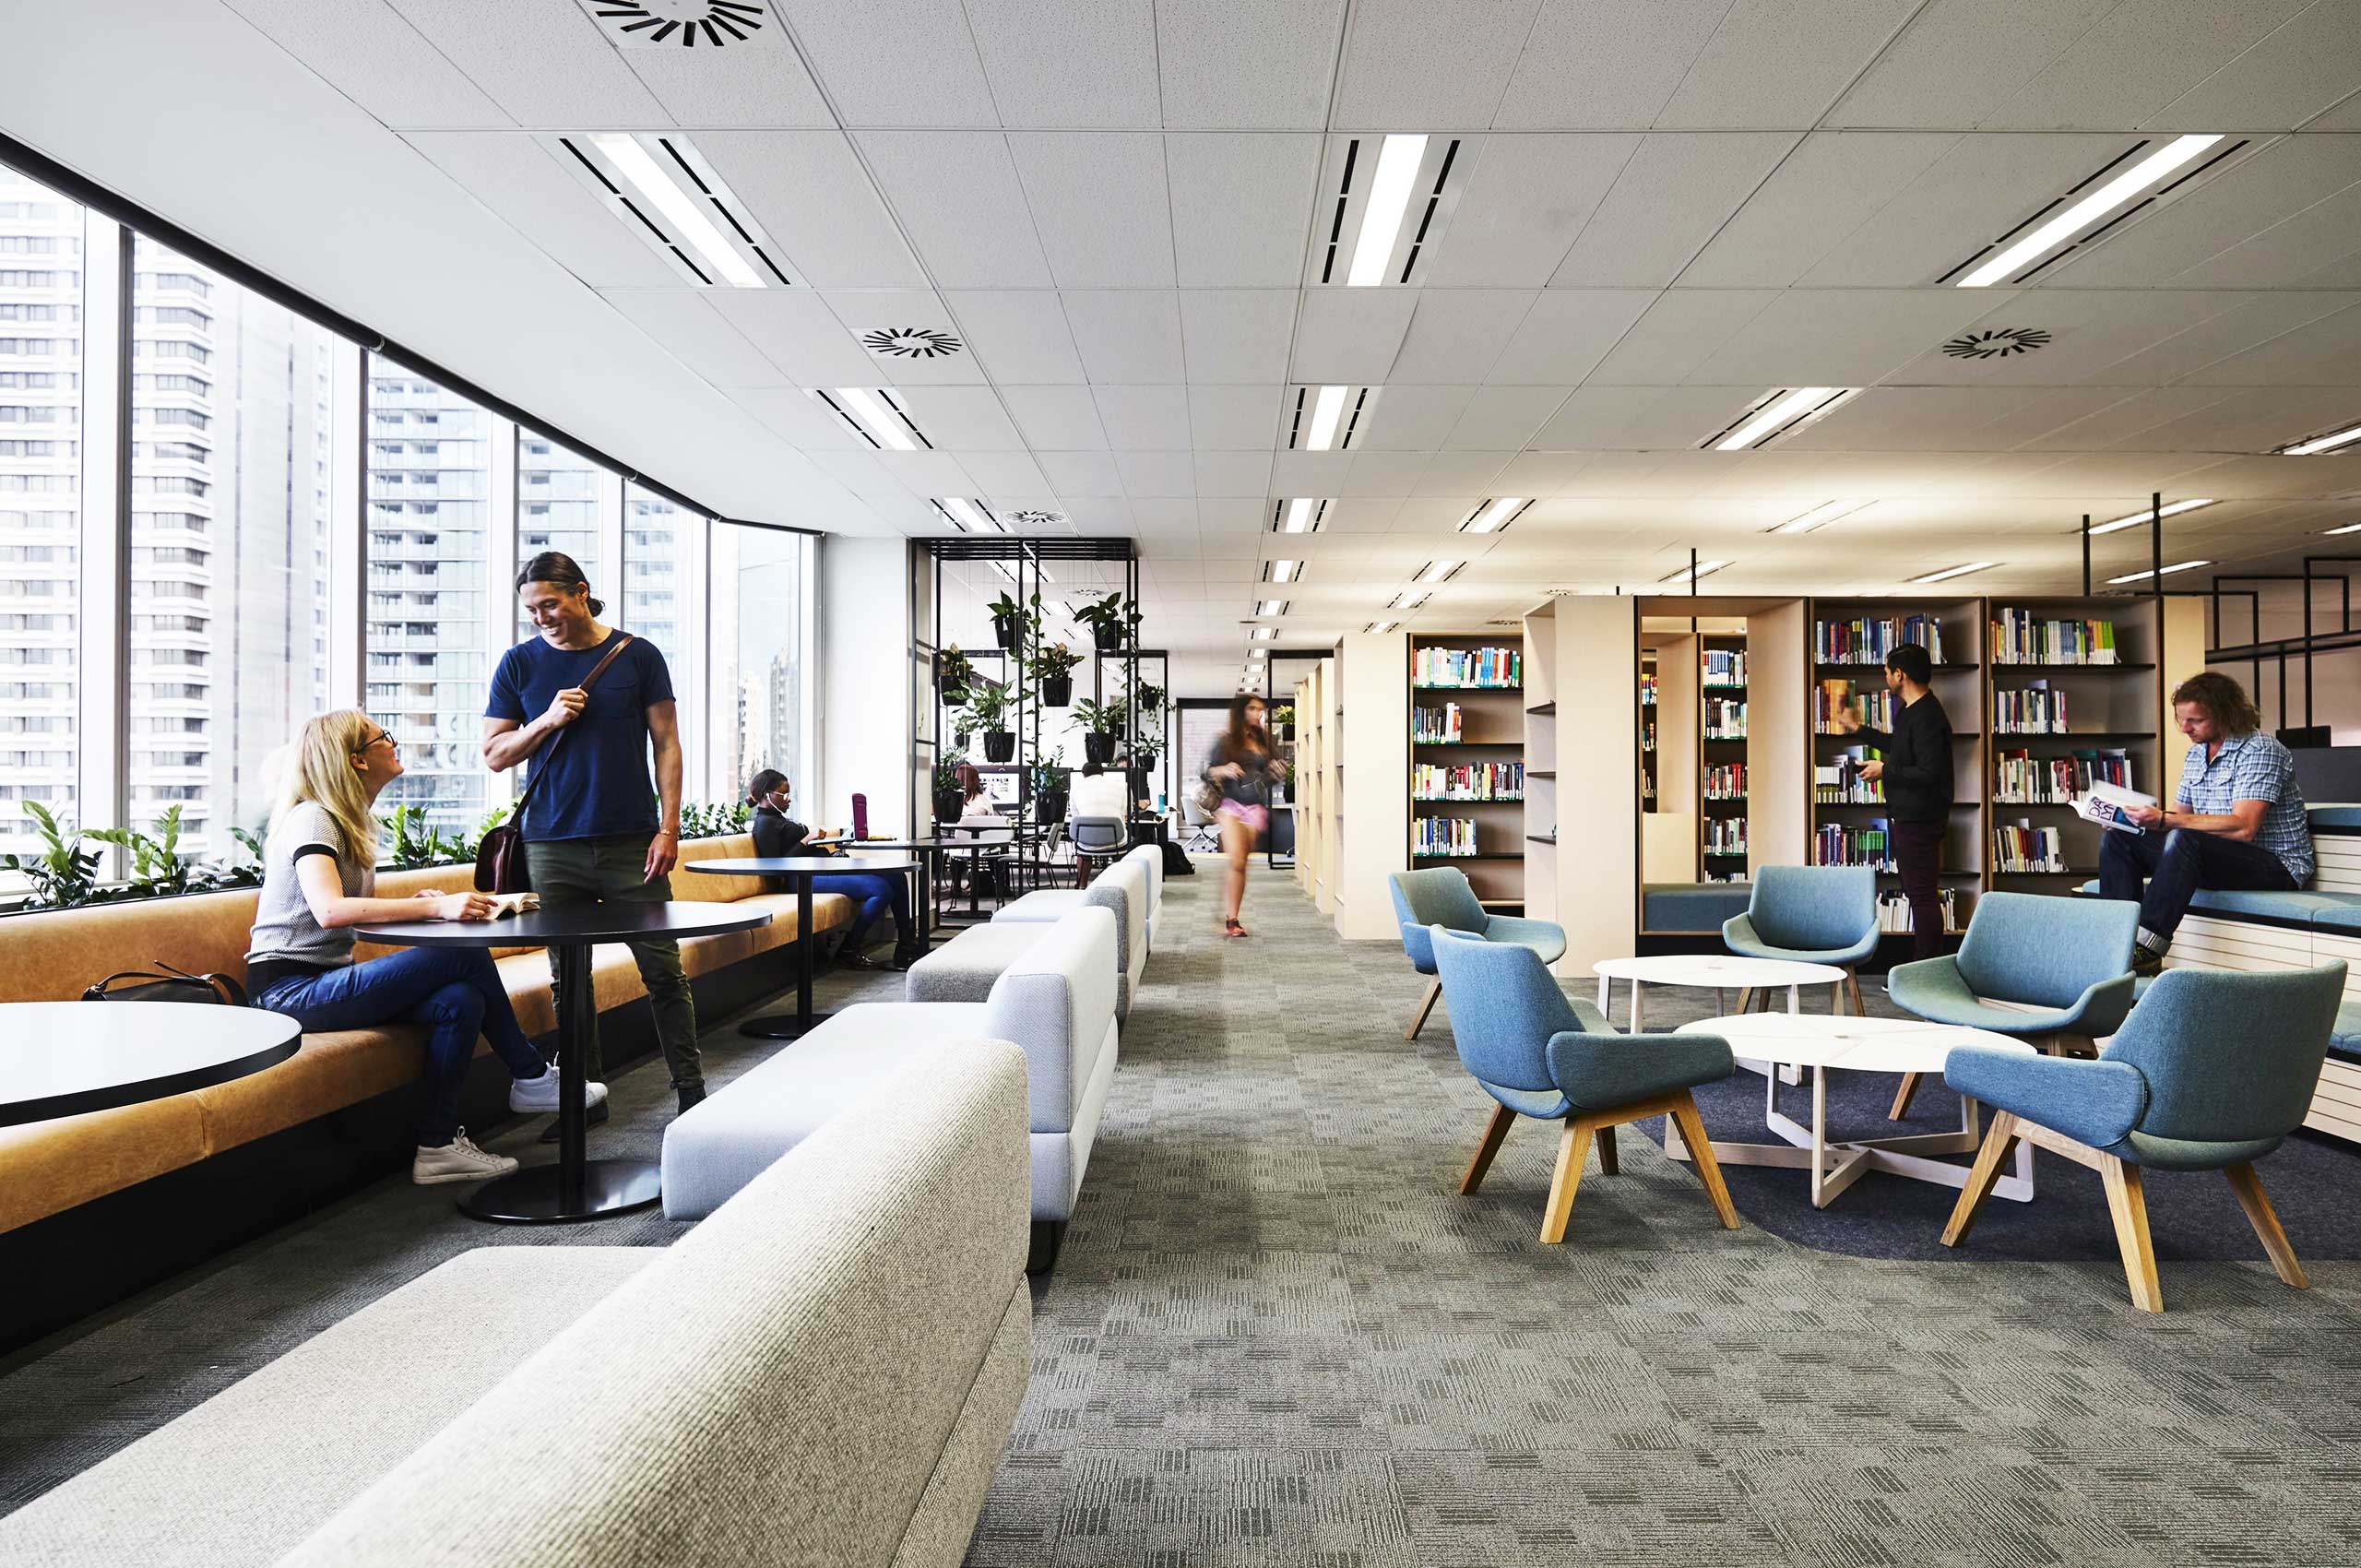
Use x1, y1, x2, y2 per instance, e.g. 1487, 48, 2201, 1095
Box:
244, 801, 375, 973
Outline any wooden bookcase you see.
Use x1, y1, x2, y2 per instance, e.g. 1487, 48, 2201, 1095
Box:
1700, 629, 1749, 882
1409, 633, 1525, 909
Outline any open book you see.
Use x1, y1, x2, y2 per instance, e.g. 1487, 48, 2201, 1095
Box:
485, 891, 541, 917
2076, 779, 2155, 835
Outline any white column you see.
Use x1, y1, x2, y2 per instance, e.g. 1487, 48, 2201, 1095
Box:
325, 339, 364, 711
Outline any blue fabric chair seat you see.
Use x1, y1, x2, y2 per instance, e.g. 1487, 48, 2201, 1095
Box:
2306, 803, 2361, 829
2073, 878, 2355, 927
1721, 865, 1880, 974
1888, 891, 2139, 1041
1722, 924, 1876, 967
1480, 915, 1569, 965
1643, 882, 1751, 932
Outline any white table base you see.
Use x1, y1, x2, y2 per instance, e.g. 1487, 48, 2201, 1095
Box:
1596, 974, 1819, 1085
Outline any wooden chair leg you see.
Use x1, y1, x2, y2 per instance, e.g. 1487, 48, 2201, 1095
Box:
2099, 1155, 2165, 1313
1888, 1071, 1923, 1122
1940, 1111, 2019, 1248
1539, 1117, 1597, 1244
1733, 987, 1753, 1016
1459, 1103, 1517, 1195
1406, 979, 1442, 1040
1667, 1091, 1740, 1229
1596, 1123, 1619, 1176
2225, 1163, 2308, 1289
1845, 969, 1865, 1015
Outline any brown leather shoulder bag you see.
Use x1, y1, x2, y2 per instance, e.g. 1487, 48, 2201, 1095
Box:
475, 634, 635, 893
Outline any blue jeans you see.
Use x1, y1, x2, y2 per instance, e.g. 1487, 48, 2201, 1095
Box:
2099, 825, 2296, 944
809, 870, 913, 949
255, 946, 545, 1146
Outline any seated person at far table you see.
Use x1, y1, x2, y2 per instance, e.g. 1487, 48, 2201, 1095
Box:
1069, 760, 1132, 821
2099, 671, 2314, 978
746, 768, 919, 971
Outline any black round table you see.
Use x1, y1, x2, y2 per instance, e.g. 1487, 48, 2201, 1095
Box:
827, 837, 967, 944
931, 823, 1026, 921
354, 900, 771, 1225
689, 857, 917, 1039
1, 1002, 300, 1127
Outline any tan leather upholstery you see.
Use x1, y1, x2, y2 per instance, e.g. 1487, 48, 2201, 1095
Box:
0, 834, 849, 1233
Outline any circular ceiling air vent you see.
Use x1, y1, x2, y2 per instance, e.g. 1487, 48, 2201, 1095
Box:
1007, 509, 1065, 529
861, 327, 964, 361
581, 1, 769, 48
1942, 327, 2051, 361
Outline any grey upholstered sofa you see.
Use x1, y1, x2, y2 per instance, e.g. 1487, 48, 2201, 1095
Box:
665, 904, 1121, 1269
0, 1040, 1035, 1568
991, 849, 1152, 1016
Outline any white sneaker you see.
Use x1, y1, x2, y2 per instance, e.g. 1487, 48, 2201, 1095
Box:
507, 1066, 609, 1114
413, 1130, 519, 1186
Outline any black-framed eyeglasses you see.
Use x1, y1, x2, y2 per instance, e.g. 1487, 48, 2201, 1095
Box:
360, 731, 397, 752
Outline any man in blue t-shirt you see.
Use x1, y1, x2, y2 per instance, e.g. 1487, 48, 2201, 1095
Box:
483, 552, 702, 1121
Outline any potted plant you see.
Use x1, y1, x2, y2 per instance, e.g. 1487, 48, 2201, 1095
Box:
988, 591, 1025, 651
1071, 697, 1124, 766
932, 759, 966, 825
0, 801, 101, 909
1070, 591, 1138, 652
1031, 747, 1069, 824
935, 644, 976, 706
966, 681, 1016, 762
1034, 641, 1082, 707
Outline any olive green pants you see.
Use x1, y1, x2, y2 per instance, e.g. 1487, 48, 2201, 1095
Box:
523, 833, 700, 1090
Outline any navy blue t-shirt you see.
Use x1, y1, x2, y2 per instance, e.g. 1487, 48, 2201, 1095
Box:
485, 630, 676, 843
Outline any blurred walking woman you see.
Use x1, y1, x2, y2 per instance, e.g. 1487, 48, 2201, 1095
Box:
1203, 692, 1285, 938
244, 710, 602, 1185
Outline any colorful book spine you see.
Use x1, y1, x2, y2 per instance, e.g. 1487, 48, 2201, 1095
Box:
1703, 762, 1747, 800
1412, 647, 1522, 687
1411, 704, 1465, 743
1410, 761, 1524, 801
1812, 821, 1894, 871
1992, 820, 2068, 872
1412, 817, 1480, 857
1813, 617, 1944, 665
1703, 818, 1749, 856
1704, 697, 1748, 739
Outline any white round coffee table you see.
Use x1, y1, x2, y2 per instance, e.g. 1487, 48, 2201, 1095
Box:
1592, 953, 1848, 1032
1668, 1014, 2039, 1209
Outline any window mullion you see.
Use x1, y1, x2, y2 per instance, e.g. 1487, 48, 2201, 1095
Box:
486, 418, 518, 803
77, 212, 127, 871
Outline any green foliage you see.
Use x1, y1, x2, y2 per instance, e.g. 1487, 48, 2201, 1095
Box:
963, 680, 1013, 732
89, 804, 204, 898
381, 802, 473, 871
1070, 697, 1127, 737
1030, 747, 1068, 799
935, 644, 977, 703
1, 801, 103, 909
1068, 591, 1129, 638
933, 758, 961, 796
1033, 640, 1083, 683
681, 800, 753, 838
987, 591, 1025, 624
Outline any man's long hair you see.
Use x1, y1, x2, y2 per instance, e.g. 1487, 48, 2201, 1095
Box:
2173, 671, 2261, 736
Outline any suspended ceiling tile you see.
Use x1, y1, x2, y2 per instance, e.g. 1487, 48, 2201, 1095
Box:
1981, 0, 2312, 130
1189, 385, 1286, 449
1534, 386, 1750, 448
1179, 291, 1300, 383
825, 294, 990, 387
943, 291, 1086, 383
1771, 386, 2070, 451
1271, 448, 1358, 493
1035, 449, 1124, 493
1895, 290, 2270, 386
1687, 288, 2015, 386
808, 446, 909, 497
953, 449, 1053, 495
1195, 450, 1277, 497
855, 133, 1052, 289
618, 27, 836, 127
2172, 298, 2361, 385
1001, 385, 1109, 449
2171, 184, 2361, 291
219, 0, 511, 127
729, 386, 866, 448
1679, 133, 1958, 289
1413, 451, 1511, 495
1010, 134, 1176, 288
1485, 290, 1656, 385
606, 291, 787, 386
1581, 290, 1778, 386
1289, 290, 1418, 383
1156, 0, 1346, 129
1425, 135, 1635, 289
2083, 386, 2359, 454
2147, 0, 2361, 128
1491, 0, 1726, 129
896, 386, 1026, 448
693, 133, 923, 290
1655, 0, 1921, 129
1489, 450, 1596, 496
1323, 497, 1406, 531
402, 132, 680, 288
706, 290, 879, 385
1443, 386, 1572, 449
1387, 291, 1535, 383
2100, 291, 2361, 383
963, 0, 1158, 128
1121, 449, 1200, 496
2044, 136, 2361, 288
1165, 135, 1324, 287
384, 0, 668, 125
775, 0, 1000, 126
1093, 385, 1193, 448
1062, 291, 1187, 382
1333, 0, 1545, 128
1823, 0, 2118, 129
872, 449, 978, 496
1358, 386, 1478, 450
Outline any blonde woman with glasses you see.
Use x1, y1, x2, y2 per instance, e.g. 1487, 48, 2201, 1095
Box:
244, 710, 603, 1185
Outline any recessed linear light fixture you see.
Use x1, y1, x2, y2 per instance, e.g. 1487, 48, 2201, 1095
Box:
553, 132, 785, 288
1255, 599, 1289, 616
2108, 559, 2211, 585
1459, 497, 1531, 534
1412, 560, 1464, 587
2323, 521, 2361, 536
1363, 620, 1398, 635
1909, 561, 1999, 585
1387, 590, 1430, 612
2279, 420, 2361, 457
1773, 499, 1870, 535
1264, 560, 1301, 585
932, 497, 1004, 534
1659, 559, 1732, 586
1707, 387, 1857, 452
816, 387, 928, 451
1285, 386, 1380, 453
1250, 626, 1278, 642
2087, 498, 2213, 536
1272, 498, 1331, 534
1349, 135, 1429, 286
1955, 134, 2228, 289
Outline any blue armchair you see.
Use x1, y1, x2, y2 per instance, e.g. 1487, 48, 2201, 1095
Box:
1722, 865, 1880, 1013
1884, 891, 2139, 1121
1430, 927, 1739, 1243
1940, 962, 2343, 1312
1389, 866, 1567, 1040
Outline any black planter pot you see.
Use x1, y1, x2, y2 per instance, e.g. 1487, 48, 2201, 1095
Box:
1036, 791, 1068, 824
1089, 624, 1124, 652
953, 731, 972, 754
933, 789, 965, 823
1082, 733, 1117, 766
992, 614, 1021, 651
1133, 750, 1160, 774
983, 731, 1017, 763
1039, 675, 1073, 707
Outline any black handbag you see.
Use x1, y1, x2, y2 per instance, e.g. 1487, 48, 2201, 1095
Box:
83, 962, 247, 1006
476, 634, 635, 893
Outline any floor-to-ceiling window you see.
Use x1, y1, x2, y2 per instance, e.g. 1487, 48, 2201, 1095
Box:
515, 432, 601, 639
364, 357, 493, 835
0, 166, 84, 862
707, 522, 809, 802
128, 238, 339, 854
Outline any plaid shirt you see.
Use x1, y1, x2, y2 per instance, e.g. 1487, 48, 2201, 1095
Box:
2175, 731, 2314, 882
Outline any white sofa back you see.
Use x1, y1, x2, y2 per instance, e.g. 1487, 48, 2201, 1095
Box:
1123, 842, 1163, 939
987, 904, 1120, 1134
1088, 856, 1149, 978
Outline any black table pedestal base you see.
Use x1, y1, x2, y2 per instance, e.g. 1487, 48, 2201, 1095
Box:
457, 1158, 662, 1224
740, 1009, 833, 1039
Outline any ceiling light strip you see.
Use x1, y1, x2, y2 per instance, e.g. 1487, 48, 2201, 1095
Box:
1956, 134, 2225, 289
1908, 561, 1999, 585
2107, 559, 2211, 585
2087, 498, 2212, 536
1774, 499, 1869, 535
1460, 497, 1531, 534
588, 134, 764, 288
1347, 135, 1429, 287
2281, 421, 2361, 457
1659, 559, 1732, 585
1709, 387, 1856, 452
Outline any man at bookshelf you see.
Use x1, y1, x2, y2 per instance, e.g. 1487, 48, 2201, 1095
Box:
2101, 671, 2313, 977
1835, 642, 1953, 961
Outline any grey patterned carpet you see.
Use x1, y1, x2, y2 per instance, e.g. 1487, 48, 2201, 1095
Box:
6, 866, 2361, 1565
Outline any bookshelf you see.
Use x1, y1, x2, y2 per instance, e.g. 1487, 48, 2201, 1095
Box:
1639, 647, 1658, 815
1984, 596, 2162, 888
1808, 598, 1987, 938
1700, 630, 1749, 880
1410, 634, 1525, 907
